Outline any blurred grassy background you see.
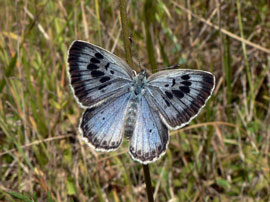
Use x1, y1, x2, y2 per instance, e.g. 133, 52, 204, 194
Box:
1, 0, 270, 201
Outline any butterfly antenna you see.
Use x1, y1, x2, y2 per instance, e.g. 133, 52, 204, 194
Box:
155, 64, 180, 72
167, 64, 180, 69
129, 36, 145, 73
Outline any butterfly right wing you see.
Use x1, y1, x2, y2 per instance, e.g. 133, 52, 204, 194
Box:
80, 93, 131, 151
68, 40, 134, 107
145, 69, 215, 129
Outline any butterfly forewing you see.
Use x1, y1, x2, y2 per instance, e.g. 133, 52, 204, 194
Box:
129, 95, 169, 164
68, 40, 134, 107
145, 70, 215, 129
80, 93, 131, 151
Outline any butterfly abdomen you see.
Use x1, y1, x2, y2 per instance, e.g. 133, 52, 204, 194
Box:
124, 97, 139, 139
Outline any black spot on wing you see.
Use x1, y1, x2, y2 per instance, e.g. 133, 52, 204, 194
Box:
181, 75, 190, 80
164, 84, 169, 87
179, 86, 190, 94
172, 90, 184, 99
87, 63, 99, 70
90, 58, 100, 63
110, 70, 114, 74
172, 79, 176, 87
95, 52, 104, 59
99, 76, 111, 83
105, 63, 110, 70
181, 81, 192, 86
163, 97, 171, 107
98, 83, 111, 90
165, 91, 173, 99
91, 70, 105, 78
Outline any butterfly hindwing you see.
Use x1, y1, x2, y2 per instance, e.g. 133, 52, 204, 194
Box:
129, 95, 169, 164
68, 40, 134, 107
145, 70, 215, 129
80, 93, 131, 151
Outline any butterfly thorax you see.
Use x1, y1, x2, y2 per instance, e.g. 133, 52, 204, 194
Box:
124, 71, 147, 139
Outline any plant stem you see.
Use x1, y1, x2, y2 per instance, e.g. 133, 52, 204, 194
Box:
143, 164, 154, 202
119, 1, 154, 201
119, 0, 133, 68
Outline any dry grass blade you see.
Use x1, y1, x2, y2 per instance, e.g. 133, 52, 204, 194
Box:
173, 1, 270, 54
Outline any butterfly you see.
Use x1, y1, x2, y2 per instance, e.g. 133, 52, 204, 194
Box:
67, 40, 215, 164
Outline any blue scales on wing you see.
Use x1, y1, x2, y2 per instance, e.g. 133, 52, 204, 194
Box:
80, 93, 131, 151
129, 95, 169, 164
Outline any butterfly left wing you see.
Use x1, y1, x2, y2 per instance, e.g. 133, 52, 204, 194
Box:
144, 69, 215, 129
129, 95, 169, 164
68, 40, 134, 108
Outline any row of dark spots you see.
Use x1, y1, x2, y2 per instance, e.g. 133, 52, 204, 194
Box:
165, 89, 184, 100
87, 52, 104, 69
88, 63, 114, 76
130, 146, 163, 160
87, 53, 103, 73
164, 75, 190, 88
163, 74, 192, 101
91, 136, 120, 149
87, 52, 114, 76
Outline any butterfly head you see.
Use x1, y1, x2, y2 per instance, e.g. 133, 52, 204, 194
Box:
130, 70, 147, 96
138, 69, 147, 79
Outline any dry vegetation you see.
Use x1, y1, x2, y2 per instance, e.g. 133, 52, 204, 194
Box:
1, 0, 270, 201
